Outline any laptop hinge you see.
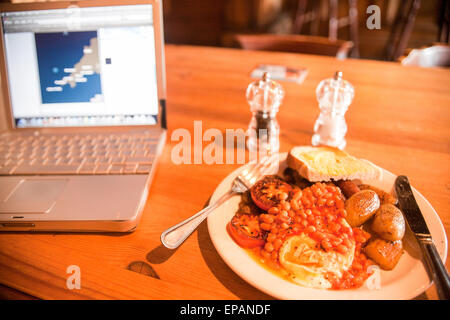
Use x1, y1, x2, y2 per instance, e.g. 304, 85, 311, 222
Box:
160, 99, 167, 129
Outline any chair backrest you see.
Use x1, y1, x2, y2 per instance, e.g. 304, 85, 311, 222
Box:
235, 34, 354, 59
400, 44, 450, 67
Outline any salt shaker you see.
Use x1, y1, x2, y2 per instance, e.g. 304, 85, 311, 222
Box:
246, 72, 284, 154
312, 71, 354, 150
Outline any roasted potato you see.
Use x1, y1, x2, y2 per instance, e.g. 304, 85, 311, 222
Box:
371, 204, 405, 241
345, 190, 380, 227
364, 238, 403, 270
358, 184, 397, 205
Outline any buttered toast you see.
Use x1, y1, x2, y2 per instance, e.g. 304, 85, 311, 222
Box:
287, 146, 382, 182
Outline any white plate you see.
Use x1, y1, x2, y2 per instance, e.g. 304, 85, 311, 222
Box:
207, 153, 448, 300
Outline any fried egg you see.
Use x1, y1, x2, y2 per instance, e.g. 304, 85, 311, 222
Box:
279, 234, 355, 289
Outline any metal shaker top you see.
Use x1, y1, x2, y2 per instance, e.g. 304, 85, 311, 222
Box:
316, 71, 354, 111
246, 72, 285, 114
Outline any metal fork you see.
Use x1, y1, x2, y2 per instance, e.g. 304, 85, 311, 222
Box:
160, 155, 278, 249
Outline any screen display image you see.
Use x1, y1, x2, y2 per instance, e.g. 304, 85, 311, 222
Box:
35, 30, 103, 104
1, 5, 159, 128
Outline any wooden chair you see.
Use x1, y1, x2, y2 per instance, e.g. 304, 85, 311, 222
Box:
235, 34, 354, 59
291, 0, 322, 36
385, 0, 422, 61
292, 0, 359, 58
438, 0, 449, 43
400, 44, 450, 67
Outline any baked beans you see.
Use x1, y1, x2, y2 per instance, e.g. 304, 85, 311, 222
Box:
241, 181, 374, 289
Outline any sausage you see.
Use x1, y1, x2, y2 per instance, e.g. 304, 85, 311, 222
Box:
336, 180, 360, 198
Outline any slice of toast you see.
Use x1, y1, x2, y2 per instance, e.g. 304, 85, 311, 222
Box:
287, 146, 382, 182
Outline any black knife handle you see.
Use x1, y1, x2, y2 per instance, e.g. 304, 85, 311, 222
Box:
419, 239, 450, 300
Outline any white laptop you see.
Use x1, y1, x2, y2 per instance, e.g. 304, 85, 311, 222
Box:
0, 0, 167, 232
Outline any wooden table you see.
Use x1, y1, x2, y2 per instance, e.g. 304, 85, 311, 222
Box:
0, 45, 449, 300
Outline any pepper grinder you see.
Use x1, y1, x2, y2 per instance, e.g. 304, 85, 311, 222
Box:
246, 72, 284, 154
312, 71, 354, 150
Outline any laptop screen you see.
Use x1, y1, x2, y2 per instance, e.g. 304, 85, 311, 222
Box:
1, 4, 159, 128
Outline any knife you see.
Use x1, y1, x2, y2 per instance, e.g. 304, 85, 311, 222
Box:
395, 175, 450, 300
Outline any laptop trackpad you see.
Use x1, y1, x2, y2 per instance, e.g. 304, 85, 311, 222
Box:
0, 179, 67, 214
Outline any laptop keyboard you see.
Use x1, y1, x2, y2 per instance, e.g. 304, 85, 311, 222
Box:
0, 131, 159, 175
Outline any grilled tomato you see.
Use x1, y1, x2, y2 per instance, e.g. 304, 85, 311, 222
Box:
227, 214, 265, 248
250, 175, 292, 211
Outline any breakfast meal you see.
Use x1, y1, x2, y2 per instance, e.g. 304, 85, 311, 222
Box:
227, 146, 406, 290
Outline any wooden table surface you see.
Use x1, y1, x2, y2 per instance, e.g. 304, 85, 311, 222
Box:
0, 45, 449, 300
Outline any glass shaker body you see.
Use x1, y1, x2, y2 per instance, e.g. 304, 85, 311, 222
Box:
247, 110, 280, 153
312, 73, 354, 150
246, 73, 284, 154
